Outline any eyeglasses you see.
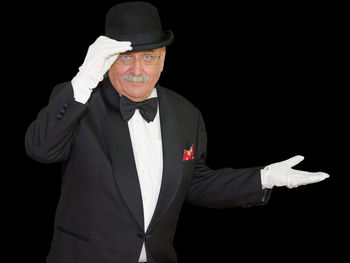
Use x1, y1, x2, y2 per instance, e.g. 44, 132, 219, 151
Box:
116, 53, 161, 65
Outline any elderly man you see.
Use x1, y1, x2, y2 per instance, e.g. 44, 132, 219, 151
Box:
25, 2, 329, 263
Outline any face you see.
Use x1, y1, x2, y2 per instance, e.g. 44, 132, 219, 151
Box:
108, 47, 166, 102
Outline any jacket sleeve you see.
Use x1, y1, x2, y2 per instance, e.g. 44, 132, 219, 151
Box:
25, 82, 88, 163
186, 112, 271, 208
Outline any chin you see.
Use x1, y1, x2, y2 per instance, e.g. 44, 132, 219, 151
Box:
124, 84, 152, 101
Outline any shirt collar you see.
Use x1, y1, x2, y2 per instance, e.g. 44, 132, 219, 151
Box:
147, 87, 158, 99
119, 87, 158, 100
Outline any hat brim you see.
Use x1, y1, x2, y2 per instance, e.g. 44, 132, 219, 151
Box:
127, 30, 174, 52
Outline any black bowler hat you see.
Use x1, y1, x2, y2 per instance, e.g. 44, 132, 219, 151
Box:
105, 2, 174, 52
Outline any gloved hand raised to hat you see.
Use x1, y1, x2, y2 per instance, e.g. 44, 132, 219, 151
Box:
71, 36, 132, 104
261, 155, 330, 189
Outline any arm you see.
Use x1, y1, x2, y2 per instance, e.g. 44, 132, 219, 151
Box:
25, 36, 132, 163
186, 112, 270, 208
24, 82, 88, 163
185, 113, 329, 208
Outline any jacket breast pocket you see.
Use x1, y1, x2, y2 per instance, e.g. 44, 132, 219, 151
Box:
182, 159, 196, 180
182, 159, 195, 169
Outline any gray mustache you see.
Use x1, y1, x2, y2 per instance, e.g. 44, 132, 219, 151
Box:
122, 73, 150, 83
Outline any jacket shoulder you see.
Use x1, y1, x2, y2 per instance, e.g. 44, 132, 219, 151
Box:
159, 86, 199, 115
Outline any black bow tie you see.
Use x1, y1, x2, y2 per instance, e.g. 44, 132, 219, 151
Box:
119, 95, 158, 123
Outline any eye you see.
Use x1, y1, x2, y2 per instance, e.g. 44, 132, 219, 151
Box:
120, 55, 132, 60
143, 54, 153, 61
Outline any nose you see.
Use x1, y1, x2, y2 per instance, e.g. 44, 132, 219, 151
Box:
129, 57, 143, 75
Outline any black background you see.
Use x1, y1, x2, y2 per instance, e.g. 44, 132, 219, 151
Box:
6, 0, 347, 262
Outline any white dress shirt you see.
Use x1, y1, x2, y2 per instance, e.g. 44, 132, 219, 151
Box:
127, 88, 163, 262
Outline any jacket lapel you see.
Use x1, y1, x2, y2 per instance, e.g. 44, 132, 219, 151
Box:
147, 85, 183, 232
101, 78, 144, 230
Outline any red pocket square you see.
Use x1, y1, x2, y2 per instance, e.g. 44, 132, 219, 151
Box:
182, 144, 194, 161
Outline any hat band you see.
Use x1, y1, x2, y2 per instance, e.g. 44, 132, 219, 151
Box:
113, 32, 163, 46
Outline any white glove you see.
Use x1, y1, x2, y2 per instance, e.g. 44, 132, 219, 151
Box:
71, 36, 132, 104
261, 155, 329, 189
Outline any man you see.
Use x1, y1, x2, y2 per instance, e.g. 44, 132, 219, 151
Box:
25, 2, 329, 263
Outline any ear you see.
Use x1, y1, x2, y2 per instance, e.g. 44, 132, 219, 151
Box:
159, 47, 166, 72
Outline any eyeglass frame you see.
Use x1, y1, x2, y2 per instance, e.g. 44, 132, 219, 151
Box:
115, 52, 161, 65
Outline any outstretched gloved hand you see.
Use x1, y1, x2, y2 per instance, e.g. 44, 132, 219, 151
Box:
71, 36, 132, 103
261, 155, 329, 189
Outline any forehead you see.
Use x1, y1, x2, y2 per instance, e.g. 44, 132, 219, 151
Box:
122, 48, 161, 55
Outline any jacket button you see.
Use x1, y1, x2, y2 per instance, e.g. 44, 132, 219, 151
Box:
59, 109, 65, 114
137, 232, 151, 241
63, 103, 69, 109
137, 232, 144, 239
56, 113, 63, 120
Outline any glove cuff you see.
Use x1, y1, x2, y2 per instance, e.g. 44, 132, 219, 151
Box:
260, 166, 274, 189
71, 72, 95, 104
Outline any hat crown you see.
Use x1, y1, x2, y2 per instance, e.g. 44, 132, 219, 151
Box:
105, 2, 170, 50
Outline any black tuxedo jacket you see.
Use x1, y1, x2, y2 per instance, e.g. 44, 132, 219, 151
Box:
25, 77, 270, 263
